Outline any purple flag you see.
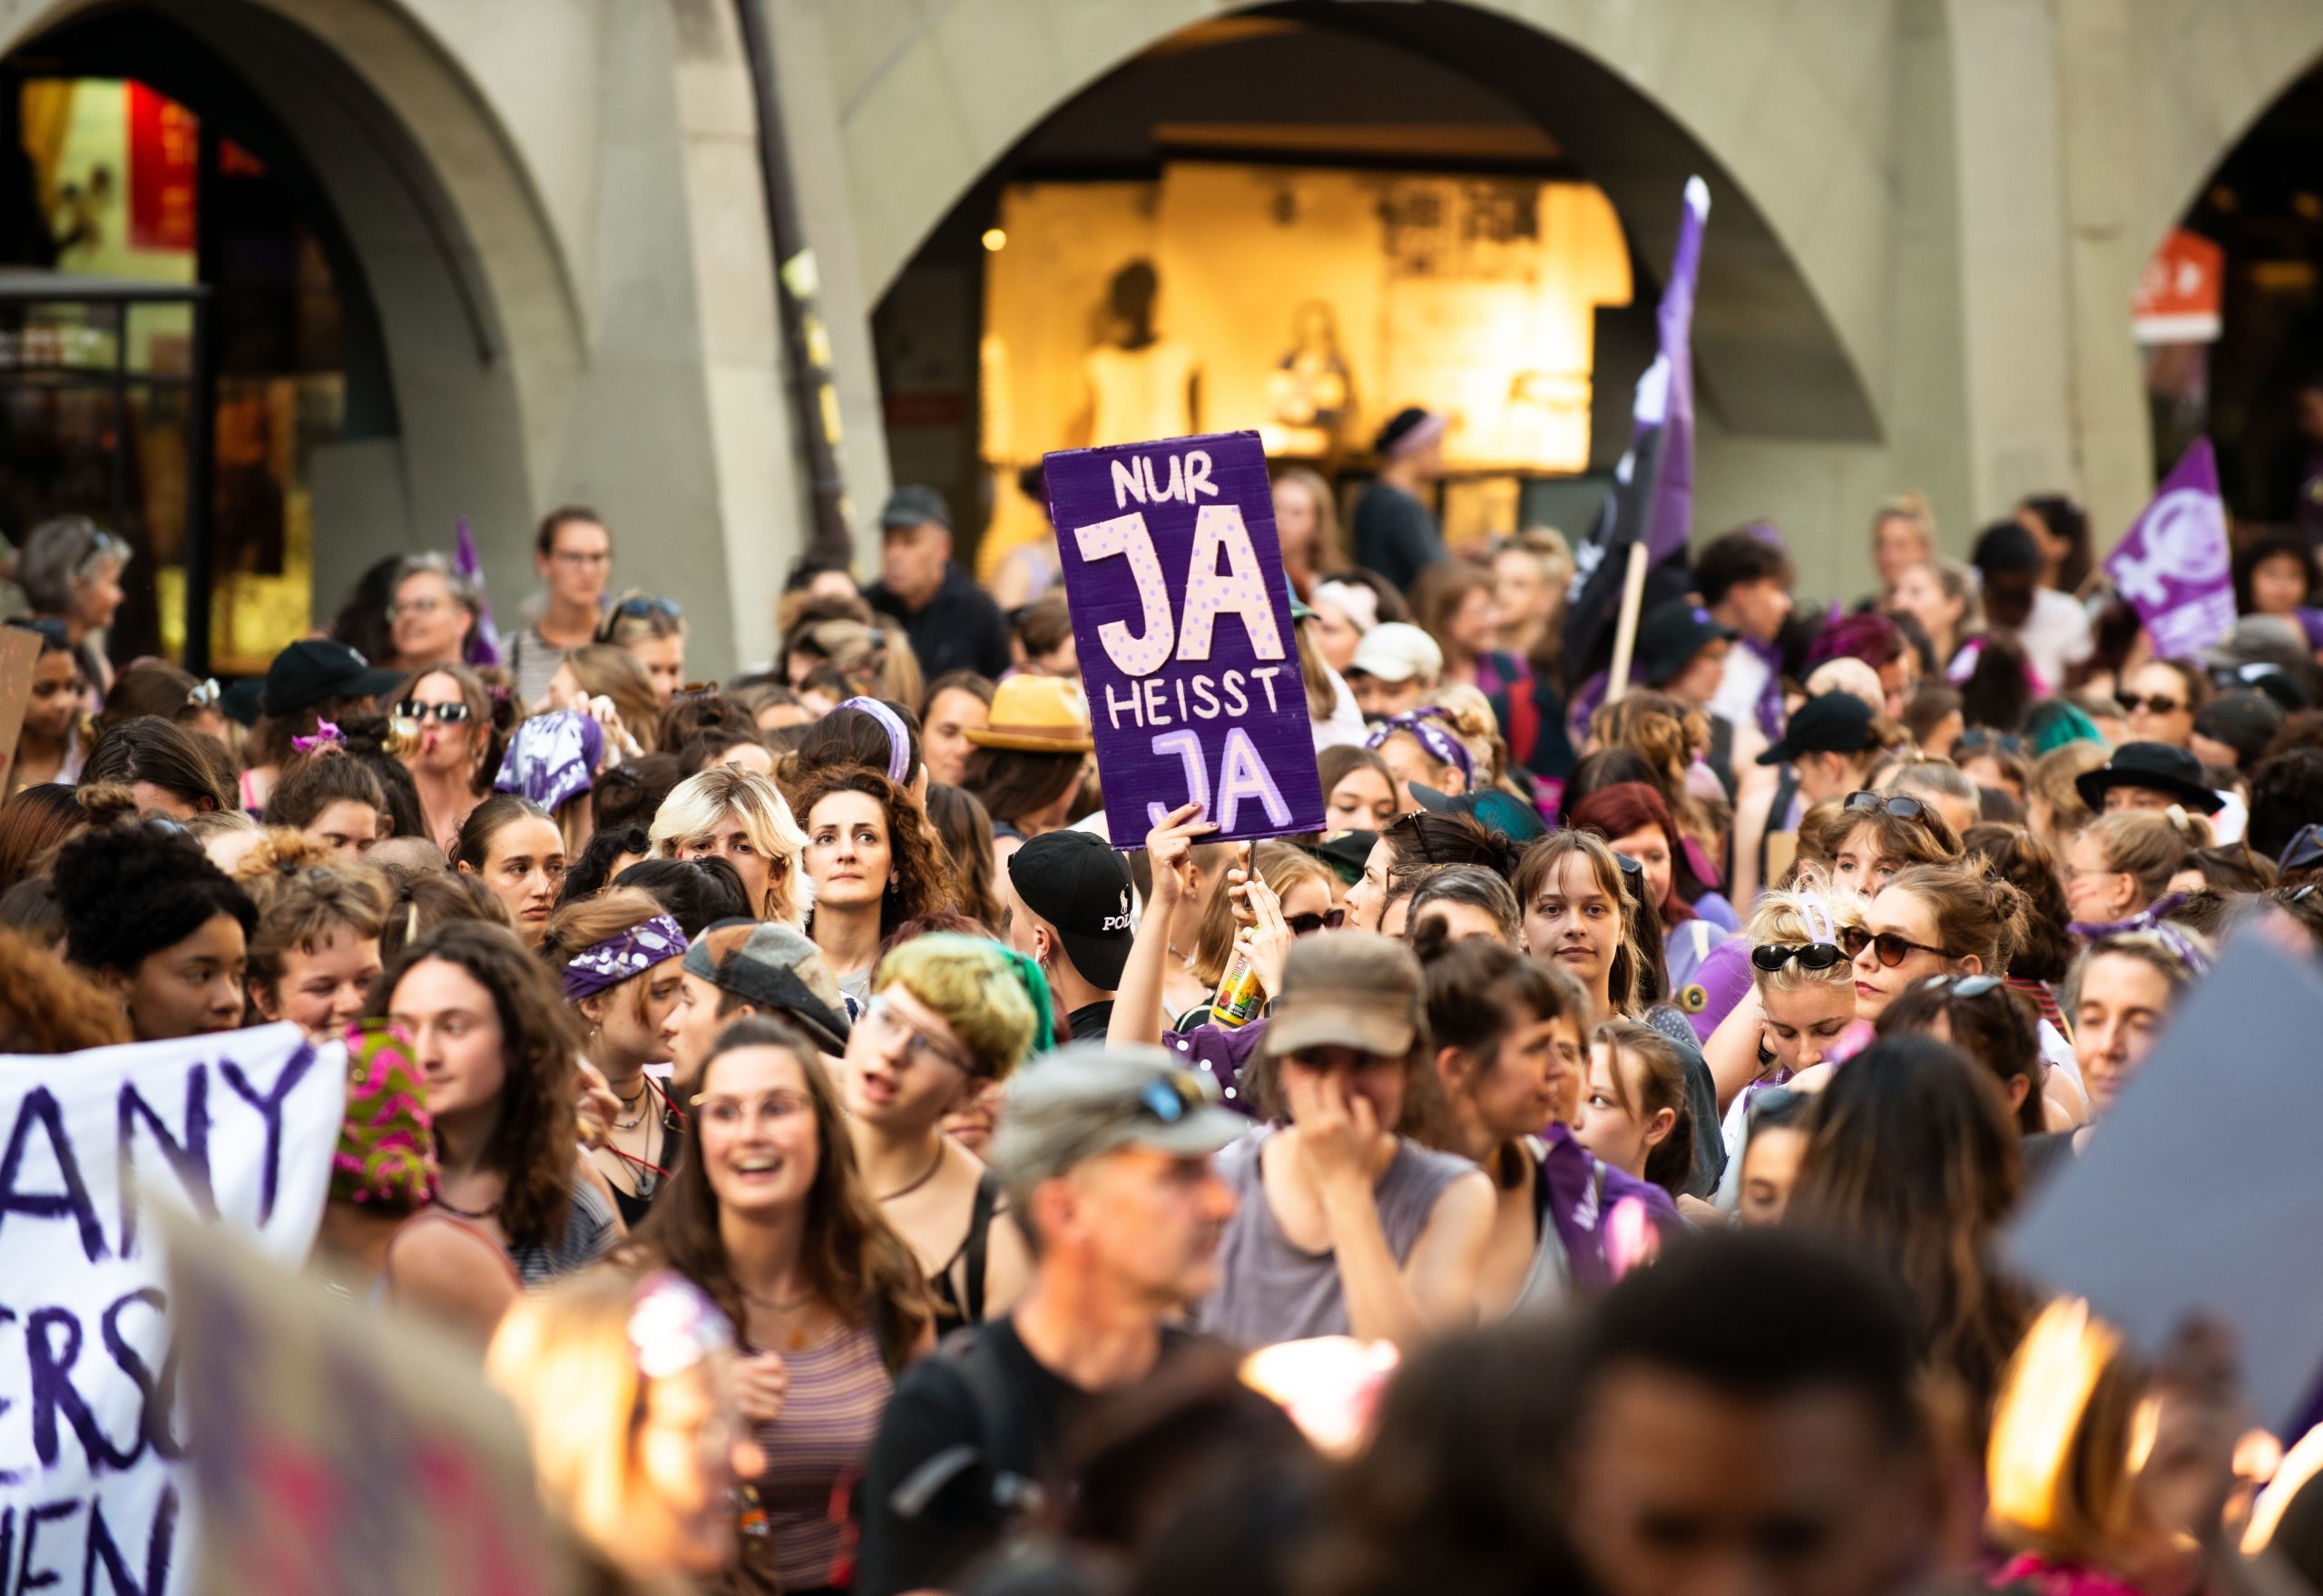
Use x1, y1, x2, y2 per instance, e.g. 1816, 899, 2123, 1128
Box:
2104, 439, 2234, 660
1042, 429, 1325, 848
1562, 177, 1710, 688
454, 515, 503, 668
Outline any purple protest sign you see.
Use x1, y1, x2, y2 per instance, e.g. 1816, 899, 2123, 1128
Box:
1043, 429, 1325, 848
2105, 438, 2235, 659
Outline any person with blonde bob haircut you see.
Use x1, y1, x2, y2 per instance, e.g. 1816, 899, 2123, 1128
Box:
839, 933, 1039, 1337
486, 1268, 755, 1593
650, 764, 807, 927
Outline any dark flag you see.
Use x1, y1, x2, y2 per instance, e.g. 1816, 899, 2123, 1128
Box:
1562, 177, 1710, 691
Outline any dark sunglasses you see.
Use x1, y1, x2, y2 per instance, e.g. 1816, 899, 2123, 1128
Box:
2116, 693, 2184, 716
2280, 825, 2323, 875
1838, 925, 1946, 968
395, 699, 473, 724
1286, 908, 1348, 937
1843, 790, 1929, 823
1954, 729, 2025, 757
1918, 974, 2004, 999
1750, 941, 1848, 974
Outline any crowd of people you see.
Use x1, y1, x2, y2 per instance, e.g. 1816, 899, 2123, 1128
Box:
5, 453, 2323, 1596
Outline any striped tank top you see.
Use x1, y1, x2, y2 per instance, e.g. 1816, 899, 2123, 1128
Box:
727, 1319, 893, 1594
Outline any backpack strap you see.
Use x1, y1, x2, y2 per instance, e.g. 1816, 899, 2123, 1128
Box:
959, 1169, 1003, 1327
885, 1325, 1041, 1523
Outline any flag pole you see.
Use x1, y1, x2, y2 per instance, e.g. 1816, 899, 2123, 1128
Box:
1603, 542, 1651, 705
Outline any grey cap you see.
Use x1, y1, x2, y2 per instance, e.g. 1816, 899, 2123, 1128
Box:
879, 485, 953, 533
1261, 932, 1425, 1059
681, 919, 852, 1054
989, 1043, 1246, 1188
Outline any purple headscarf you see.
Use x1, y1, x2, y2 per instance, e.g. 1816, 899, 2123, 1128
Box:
562, 914, 690, 1000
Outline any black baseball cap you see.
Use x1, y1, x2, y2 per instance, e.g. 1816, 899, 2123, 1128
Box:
1636, 598, 1735, 686
260, 639, 405, 718
1312, 829, 1377, 886
2074, 741, 2224, 816
1758, 691, 1878, 766
879, 485, 953, 534
1008, 829, 1134, 993
2191, 690, 2285, 769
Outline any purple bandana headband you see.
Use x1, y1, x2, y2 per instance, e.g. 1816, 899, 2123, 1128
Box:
562, 913, 690, 1001
1366, 709, 1475, 785
837, 696, 911, 785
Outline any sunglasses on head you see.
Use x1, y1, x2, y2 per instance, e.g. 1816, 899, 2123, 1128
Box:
1843, 790, 1929, 823
1838, 925, 1946, 967
2117, 694, 2184, 716
1750, 941, 1848, 974
1954, 729, 2025, 757
615, 595, 682, 620
185, 677, 221, 709
1286, 908, 1348, 937
1918, 973, 2004, 999
395, 699, 473, 724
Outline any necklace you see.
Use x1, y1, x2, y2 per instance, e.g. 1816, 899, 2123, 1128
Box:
613, 1078, 652, 1131
434, 1191, 494, 1221
874, 1141, 946, 1203
740, 1282, 822, 1349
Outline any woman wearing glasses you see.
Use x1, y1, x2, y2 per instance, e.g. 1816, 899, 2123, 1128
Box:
1846, 859, 2028, 1023
394, 662, 501, 849
1177, 841, 1339, 1028
838, 934, 1040, 1336
1698, 876, 1867, 1164
386, 553, 480, 671
793, 766, 956, 1004
2116, 659, 2210, 750
626, 1015, 934, 1596
1828, 786, 1962, 897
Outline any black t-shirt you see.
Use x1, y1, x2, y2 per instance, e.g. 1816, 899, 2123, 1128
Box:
1064, 1000, 1115, 1044
856, 1316, 1190, 1596
867, 563, 1012, 681
1349, 482, 1445, 590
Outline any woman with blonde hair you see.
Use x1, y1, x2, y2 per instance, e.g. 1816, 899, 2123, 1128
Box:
487, 1268, 751, 1594
627, 1015, 934, 1595
541, 886, 691, 1226
2063, 808, 2210, 935
1178, 840, 1338, 1028
649, 764, 807, 927
547, 642, 661, 757
1699, 869, 1868, 1114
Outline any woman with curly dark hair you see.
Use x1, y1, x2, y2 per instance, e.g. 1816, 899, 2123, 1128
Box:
625, 1014, 933, 1595
368, 919, 622, 1285
792, 765, 956, 1004
55, 816, 256, 1040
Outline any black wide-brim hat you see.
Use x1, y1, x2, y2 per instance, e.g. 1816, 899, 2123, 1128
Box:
2073, 740, 2224, 816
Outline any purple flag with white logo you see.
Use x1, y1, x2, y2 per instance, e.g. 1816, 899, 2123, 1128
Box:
2104, 439, 2234, 660
1563, 177, 1710, 689
1043, 429, 1325, 849
455, 515, 503, 668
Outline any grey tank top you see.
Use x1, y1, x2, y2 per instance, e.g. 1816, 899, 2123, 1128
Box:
1197, 1126, 1479, 1348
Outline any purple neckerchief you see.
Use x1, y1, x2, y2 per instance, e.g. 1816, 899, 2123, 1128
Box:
2067, 896, 2210, 974
1535, 1124, 1678, 1293
1163, 1016, 1269, 1116
1741, 634, 1786, 740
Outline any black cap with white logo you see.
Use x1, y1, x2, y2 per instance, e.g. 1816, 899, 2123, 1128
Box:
1008, 829, 1135, 993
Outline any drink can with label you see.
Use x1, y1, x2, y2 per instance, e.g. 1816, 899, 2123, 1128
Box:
1210, 940, 1265, 1028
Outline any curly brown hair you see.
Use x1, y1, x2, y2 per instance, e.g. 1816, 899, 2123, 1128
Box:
0, 923, 130, 1052
367, 919, 583, 1252
789, 766, 956, 940
623, 1015, 932, 1369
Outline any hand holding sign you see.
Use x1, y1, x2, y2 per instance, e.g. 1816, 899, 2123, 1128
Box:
1044, 431, 1326, 847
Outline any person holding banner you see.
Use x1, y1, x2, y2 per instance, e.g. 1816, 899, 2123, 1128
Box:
374, 919, 625, 1285
54, 816, 256, 1040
